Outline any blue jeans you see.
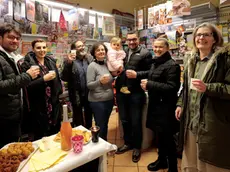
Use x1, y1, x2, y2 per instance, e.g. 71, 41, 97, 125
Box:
90, 99, 113, 141
116, 92, 145, 149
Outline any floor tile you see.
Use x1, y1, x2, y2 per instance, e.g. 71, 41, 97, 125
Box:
139, 167, 167, 172
115, 139, 124, 147
107, 165, 113, 172
114, 166, 138, 172
108, 155, 115, 166
138, 151, 158, 167
114, 151, 137, 167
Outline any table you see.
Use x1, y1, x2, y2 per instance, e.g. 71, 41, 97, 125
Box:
21, 126, 117, 172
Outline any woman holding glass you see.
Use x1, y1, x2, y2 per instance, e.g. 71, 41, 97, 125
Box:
21, 39, 62, 140
87, 43, 114, 141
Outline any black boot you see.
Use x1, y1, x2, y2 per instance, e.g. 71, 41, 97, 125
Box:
167, 156, 178, 172
147, 157, 168, 171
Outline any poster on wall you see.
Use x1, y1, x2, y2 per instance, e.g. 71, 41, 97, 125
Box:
137, 9, 143, 30
165, 0, 173, 24
78, 9, 89, 26
120, 26, 128, 38
172, 0, 191, 16
35, 1, 43, 23
220, 0, 230, 6
42, 4, 49, 23
154, 5, 159, 25
68, 8, 78, 31
102, 16, 116, 36
166, 30, 177, 49
148, 7, 155, 28
26, 0, 35, 22
0, 0, 8, 18
13, 0, 25, 24
21, 42, 32, 56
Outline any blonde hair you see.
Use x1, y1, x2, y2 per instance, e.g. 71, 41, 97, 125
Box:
192, 23, 223, 53
110, 37, 121, 44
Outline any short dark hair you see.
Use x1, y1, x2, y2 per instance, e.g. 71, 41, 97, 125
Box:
0, 24, 21, 38
31, 39, 46, 48
90, 43, 108, 59
127, 30, 138, 37
70, 42, 76, 50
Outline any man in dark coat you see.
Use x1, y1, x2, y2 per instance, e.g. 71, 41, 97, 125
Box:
115, 31, 152, 163
140, 38, 181, 172
0, 24, 39, 148
61, 41, 93, 129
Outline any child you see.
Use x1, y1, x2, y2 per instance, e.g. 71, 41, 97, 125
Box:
107, 37, 130, 94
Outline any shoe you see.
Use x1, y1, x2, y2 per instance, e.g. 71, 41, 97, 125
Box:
120, 87, 131, 94
116, 144, 132, 154
132, 149, 141, 163
147, 157, 168, 171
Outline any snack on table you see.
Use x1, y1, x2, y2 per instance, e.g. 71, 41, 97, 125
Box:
54, 129, 92, 144
0, 142, 35, 172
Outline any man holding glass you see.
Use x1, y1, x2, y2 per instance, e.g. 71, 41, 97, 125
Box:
115, 31, 152, 162
0, 24, 39, 148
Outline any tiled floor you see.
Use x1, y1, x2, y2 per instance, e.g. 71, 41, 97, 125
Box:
107, 109, 182, 172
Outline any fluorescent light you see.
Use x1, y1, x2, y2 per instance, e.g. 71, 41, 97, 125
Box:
37, 0, 75, 9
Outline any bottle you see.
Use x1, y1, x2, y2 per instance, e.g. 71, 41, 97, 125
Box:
60, 104, 72, 151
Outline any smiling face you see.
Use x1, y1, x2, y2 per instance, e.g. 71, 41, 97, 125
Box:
0, 31, 21, 53
33, 42, 47, 59
195, 27, 216, 52
95, 45, 106, 61
153, 40, 169, 57
127, 33, 139, 50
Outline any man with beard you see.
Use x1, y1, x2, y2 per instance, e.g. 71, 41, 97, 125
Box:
0, 24, 39, 147
115, 31, 152, 162
61, 41, 93, 128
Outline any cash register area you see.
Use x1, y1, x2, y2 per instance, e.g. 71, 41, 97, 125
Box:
107, 109, 182, 172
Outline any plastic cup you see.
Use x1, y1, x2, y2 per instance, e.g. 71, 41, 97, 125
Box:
90, 126, 100, 143
141, 79, 147, 83
190, 78, 200, 90
31, 65, 39, 70
72, 135, 84, 153
49, 70, 56, 77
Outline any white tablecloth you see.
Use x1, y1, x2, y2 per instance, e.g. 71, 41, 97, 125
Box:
22, 126, 117, 172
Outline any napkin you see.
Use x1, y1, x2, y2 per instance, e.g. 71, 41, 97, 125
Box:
29, 148, 67, 171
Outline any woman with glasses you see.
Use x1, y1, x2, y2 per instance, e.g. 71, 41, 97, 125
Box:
176, 23, 230, 172
20, 39, 63, 140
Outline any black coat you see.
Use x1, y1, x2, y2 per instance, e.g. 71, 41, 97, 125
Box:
20, 52, 62, 136
139, 52, 181, 132
0, 50, 31, 122
116, 46, 152, 93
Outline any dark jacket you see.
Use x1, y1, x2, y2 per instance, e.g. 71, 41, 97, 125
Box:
138, 52, 181, 132
116, 46, 152, 93
177, 44, 230, 169
61, 54, 93, 105
0, 50, 31, 122
20, 52, 62, 135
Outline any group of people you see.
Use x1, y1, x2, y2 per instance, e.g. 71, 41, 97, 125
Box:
0, 22, 230, 172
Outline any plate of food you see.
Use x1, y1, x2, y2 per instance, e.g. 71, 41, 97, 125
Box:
54, 129, 92, 145
0, 142, 38, 172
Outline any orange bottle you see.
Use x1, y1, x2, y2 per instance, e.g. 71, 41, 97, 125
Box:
60, 104, 72, 151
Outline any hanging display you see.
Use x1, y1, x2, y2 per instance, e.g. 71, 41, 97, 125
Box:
42, 4, 49, 23
165, 30, 177, 49
26, 0, 35, 22
137, 9, 143, 30
13, 0, 25, 24
0, 0, 8, 18
35, 1, 43, 23
148, 7, 155, 28
59, 10, 67, 31
78, 9, 89, 26
68, 8, 78, 31
102, 16, 116, 36
93, 13, 99, 40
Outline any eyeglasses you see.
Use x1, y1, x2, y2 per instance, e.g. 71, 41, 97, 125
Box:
127, 38, 138, 42
195, 33, 213, 38
7, 35, 21, 41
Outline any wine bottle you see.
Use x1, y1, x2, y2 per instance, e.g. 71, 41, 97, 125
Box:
60, 104, 72, 151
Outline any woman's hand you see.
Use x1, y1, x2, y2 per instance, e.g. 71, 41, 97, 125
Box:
43, 72, 56, 81
175, 106, 182, 121
67, 53, 76, 63
100, 75, 110, 84
140, 79, 148, 91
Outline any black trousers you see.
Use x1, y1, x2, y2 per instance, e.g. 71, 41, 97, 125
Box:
70, 158, 99, 172
157, 130, 178, 170
72, 95, 92, 129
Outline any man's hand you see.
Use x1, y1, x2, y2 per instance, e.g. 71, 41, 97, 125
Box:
126, 70, 137, 78
26, 67, 40, 79
175, 106, 182, 121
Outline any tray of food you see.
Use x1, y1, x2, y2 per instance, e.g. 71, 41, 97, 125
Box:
0, 142, 38, 172
54, 129, 92, 145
